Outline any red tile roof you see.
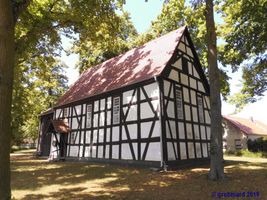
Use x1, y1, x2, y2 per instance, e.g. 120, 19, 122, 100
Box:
56, 26, 187, 107
223, 116, 267, 136
39, 108, 53, 117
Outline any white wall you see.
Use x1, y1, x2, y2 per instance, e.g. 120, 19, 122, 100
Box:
163, 34, 211, 161
53, 82, 162, 163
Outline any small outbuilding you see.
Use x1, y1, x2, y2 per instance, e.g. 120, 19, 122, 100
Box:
38, 26, 211, 168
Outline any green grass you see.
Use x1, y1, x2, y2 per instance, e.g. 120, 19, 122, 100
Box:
225, 149, 267, 158
11, 150, 267, 200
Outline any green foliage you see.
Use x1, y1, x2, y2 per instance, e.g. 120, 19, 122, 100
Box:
135, 0, 207, 60
151, 0, 208, 66
12, 0, 266, 143
12, 0, 131, 144
133, 0, 230, 98
219, 69, 230, 100
225, 138, 267, 158
72, 12, 138, 73
220, 0, 267, 67
12, 56, 68, 144
242, 56, 267, 98
220, 0, 267, 107
227, 93, 254, 113
225, 149, 267, 158
144, 0, 266, 108
248, 137, 267, 153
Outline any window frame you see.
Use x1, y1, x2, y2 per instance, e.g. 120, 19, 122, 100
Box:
235, 139, 242, 150
63, 107, 68, 118
112, 96, 120, 124
175, 86, 184, 120
86, 104, 92, 128
197, 95, 204, 123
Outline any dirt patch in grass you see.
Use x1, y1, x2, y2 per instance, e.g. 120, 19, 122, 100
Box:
11, 150, 267, 200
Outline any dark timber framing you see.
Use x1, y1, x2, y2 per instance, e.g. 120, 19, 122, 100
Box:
158, 30, 211, 166
42, 27, 211, 168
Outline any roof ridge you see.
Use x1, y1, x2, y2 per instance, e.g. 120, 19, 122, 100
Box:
56, 26, 187, 107
223, 115, 267, 135
80, 26, 187, 76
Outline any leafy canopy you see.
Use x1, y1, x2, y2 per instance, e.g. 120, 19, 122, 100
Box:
12, 0, 136, 143
133, 0, 230, 98
219, 0, 267, 108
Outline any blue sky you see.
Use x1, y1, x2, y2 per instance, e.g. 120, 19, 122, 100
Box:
123, 0, 163, 33
61, 0, 266, 123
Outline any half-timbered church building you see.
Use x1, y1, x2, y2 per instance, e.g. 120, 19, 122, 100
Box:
37, 26, 211, 168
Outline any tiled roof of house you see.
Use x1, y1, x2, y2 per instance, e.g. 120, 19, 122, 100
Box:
56, 26, 187, 107
39, 108, 53, 117
223, 116, 267, 136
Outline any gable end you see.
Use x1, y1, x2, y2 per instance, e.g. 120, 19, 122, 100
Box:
160, 27, 210, 95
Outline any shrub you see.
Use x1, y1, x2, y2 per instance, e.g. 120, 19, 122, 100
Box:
224, 149, 267, 158
224, 150, 235, 155
240, 150, 262, 158
235, 150, 243, 156
247, 138, 267, 152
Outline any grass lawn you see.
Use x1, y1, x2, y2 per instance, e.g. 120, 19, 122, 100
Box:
11, 150, 267, 200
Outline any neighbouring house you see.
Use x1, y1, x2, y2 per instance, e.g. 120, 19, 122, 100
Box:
223, 116, 267, 152
37, 26, 211, 168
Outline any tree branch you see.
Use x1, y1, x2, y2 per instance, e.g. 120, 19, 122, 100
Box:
12, 0, 32, 23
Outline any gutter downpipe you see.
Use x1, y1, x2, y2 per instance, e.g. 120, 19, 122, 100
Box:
154, 76, 164, 169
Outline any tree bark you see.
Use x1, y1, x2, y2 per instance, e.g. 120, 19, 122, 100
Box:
205, 0, 225, 180
0, 0, 15, 199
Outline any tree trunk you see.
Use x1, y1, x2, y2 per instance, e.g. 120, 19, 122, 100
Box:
205, 0, 225, 180
0, 0, 15, 199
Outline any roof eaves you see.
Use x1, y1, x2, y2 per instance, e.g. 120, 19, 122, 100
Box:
55, 26, 187, 107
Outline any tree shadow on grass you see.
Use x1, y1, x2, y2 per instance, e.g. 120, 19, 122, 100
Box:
21, 187, 88, 200
11, 153, 267, 200
12, 160, 126, 190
